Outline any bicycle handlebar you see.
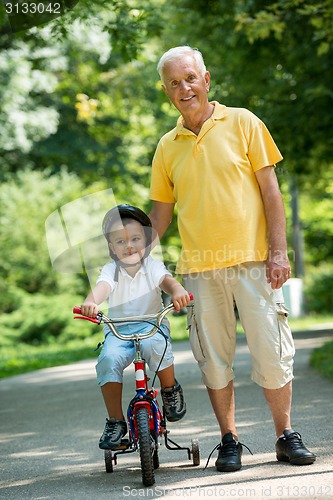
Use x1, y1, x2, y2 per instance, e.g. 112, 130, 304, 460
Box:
73, 294, 194, 341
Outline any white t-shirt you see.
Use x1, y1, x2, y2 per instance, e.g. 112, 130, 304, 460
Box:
96, 256, 171, 318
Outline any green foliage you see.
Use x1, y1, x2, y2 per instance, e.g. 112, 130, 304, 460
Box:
0, 39, 61, 176
300, 169, 333, 266
0, 292, 99, 345
0, 289, 104, 377
231, 0, 333, 181
0, 169, 88, 309
303, 263, 333, 313
0, 7, 164, 183
310, 340, 333, 381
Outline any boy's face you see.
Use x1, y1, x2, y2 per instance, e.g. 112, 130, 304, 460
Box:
108, 219, 147, 267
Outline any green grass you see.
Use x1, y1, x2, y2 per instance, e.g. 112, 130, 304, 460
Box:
0, 338, 102, 379
0, 313, 332, 380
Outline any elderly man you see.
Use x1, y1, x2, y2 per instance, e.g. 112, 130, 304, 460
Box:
149, 46, 315, 472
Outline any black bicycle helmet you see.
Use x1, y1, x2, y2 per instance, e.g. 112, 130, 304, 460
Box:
102, 204, 152, 242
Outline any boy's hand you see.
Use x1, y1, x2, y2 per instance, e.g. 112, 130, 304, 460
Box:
81, 302, 99, 318
171, 286, 191, 312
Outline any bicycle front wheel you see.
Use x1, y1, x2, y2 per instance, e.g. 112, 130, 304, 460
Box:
137, 407, 155, 486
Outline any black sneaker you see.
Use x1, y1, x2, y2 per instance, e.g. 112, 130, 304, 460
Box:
99, 417, 127, 450
204, 433, 252, 471
161, 380, 186, 422
276, 429, 316, 465
215, 433, 243, 472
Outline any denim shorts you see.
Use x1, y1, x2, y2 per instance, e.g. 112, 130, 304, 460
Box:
184, 262, 295, 390
95, 322, 174, 386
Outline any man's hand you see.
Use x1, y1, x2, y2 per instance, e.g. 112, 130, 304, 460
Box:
266, 258, 291, 289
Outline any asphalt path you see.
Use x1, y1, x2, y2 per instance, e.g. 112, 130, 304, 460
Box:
1, 329, 333, 500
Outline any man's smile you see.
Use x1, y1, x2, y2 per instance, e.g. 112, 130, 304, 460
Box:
181, 95, 195, 101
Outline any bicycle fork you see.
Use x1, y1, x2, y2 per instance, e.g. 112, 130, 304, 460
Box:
128, 340, 161, 442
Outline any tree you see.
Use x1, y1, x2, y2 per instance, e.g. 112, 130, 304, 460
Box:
0, 1, 165, 182
234, 0, 333, 182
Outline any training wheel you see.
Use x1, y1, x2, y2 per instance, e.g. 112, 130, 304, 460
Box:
191, 439, 200, 466
104, 449, 114, 473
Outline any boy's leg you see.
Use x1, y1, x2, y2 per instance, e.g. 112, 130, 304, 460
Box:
140, 325, 185, 421
96, 336, 133, 449
157, 364, 176, 389
159, 367, 186, 422
101, 381, 124, 420
99, 381, 128, 450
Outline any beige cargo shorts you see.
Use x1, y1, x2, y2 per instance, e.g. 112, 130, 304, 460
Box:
183, 262, 295, 390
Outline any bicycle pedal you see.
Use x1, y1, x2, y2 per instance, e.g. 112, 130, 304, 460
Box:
120, 438, 131, 447
111, 439, 131, 451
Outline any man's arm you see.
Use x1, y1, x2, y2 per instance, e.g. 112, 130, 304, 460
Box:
149, 201, 175, 240
255, 166, 291, 290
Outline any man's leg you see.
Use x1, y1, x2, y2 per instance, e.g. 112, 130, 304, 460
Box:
263, 381, 292, 437
184, 270, 242, 471
207, 380, 246, 472
264, 380, 316, 464
207, 381, 237, 439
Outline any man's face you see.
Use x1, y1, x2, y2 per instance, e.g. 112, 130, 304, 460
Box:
161, 55, 210, 116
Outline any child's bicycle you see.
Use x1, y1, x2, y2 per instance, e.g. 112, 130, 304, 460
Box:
73, 296, 200, 486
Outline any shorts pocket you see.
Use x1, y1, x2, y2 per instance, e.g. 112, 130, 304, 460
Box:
276, 302, 295, 360
187, 309, 205, 363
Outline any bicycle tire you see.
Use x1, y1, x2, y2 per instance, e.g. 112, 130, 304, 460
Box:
104, 449, 114, 473
137, 407, 155, 486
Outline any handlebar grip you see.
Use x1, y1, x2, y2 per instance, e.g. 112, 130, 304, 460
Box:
189, 293, 194, 301
73, 315, 100, 324
73, 306, 100, 324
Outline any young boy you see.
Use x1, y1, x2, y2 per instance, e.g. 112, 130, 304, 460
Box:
81, 204, 190, 450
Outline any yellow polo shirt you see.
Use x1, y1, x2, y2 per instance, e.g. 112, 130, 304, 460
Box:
150, 102, 283, 274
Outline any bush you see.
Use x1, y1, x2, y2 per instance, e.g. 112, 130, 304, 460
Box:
0, 169, 95, 313
303, 263, 333, 313
310, 340, 333, 381
0, 292, 99, 346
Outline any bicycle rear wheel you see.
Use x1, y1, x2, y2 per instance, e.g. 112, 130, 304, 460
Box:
137, 407, 155, 486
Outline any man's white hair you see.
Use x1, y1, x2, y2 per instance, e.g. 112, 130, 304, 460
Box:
157, 46, 207, 85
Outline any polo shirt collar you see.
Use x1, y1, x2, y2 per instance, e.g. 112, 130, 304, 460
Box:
118, 258, 148, 278
171, 101, 227, 140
